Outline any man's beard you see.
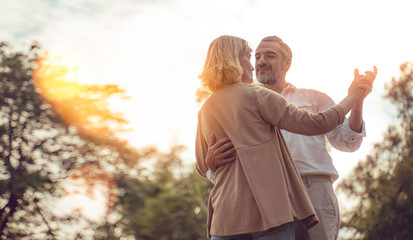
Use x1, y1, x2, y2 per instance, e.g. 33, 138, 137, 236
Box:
257, 72, 281, 85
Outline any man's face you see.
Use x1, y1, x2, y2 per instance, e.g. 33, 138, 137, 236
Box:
255, 41, 285, 86
240, 51, 254, 84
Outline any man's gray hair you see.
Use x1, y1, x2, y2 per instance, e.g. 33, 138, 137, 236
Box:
260, 36, 292, 62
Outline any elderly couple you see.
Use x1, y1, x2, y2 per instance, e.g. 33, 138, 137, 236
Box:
195, 35, 377, 240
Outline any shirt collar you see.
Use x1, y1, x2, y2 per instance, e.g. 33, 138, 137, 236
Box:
281, 82, 296, 95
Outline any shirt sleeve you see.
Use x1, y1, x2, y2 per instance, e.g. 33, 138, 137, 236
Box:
326, 118, 366, 152
315, 90, 366, 152
206, 169, 216, 183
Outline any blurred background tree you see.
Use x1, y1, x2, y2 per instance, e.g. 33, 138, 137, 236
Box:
33, 53, 130, 136
0, 42, 211, 239
93, 146, 211, 240
337, 62, 413, 240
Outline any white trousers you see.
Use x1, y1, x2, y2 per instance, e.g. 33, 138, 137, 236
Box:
301, 175, 340, 240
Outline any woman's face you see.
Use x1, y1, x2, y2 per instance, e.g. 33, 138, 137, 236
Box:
239, 51, 254, 84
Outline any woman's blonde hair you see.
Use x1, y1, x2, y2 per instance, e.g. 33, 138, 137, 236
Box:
199, 35, 251, 92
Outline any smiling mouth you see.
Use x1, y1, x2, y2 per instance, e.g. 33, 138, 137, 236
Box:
258, 68, 270, 74
257, 65, 271, 70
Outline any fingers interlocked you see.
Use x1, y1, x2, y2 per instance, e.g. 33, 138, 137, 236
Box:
352, 66, 377, 98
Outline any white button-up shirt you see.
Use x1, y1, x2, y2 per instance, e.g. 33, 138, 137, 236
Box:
281, 83, 366, 182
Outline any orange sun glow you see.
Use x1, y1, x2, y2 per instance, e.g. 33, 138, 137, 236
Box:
32, 53, 129, 136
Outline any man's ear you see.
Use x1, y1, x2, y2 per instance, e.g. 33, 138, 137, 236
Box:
283, 59, 291, 73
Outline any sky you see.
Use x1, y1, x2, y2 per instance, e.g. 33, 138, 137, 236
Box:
2, 0, 413, 215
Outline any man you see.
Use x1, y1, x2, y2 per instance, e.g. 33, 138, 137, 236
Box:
206, 36, 377, 240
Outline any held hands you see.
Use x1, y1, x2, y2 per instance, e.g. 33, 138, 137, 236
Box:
205, 134, 236, 172
348, 66, 378, 99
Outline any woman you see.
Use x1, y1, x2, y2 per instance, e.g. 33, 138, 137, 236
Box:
195, 35, 373, 240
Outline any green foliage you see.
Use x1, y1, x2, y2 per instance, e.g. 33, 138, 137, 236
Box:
133, 173, 209, 240
94, 146, 212, 240
0, 42, 144, 239
0, 41, 61, 239
337, 62, 413, 240
0, 41, 212, 239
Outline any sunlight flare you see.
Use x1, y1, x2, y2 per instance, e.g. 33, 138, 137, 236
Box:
32, 54, 130, 136
62, 164, 118, 221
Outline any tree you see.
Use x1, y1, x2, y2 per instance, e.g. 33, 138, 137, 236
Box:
33, 54, 130, 136
0, 41, 61, 238
1, 41, 212, 239
337, 62, 413, 240
130, 146, 210, 240
0, 42, 145, 239
92, 145, 212, 240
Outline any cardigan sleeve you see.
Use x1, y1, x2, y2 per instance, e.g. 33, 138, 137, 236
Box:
254, 86, 345, 136
195, 111, 209, 179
